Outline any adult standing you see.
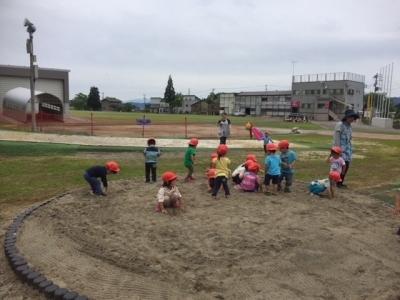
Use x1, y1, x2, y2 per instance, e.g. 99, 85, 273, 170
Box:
332, 109, 359, 188
217, 112, 231, 144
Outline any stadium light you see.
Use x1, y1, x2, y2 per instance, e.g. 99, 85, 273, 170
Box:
24, 18, 38, 131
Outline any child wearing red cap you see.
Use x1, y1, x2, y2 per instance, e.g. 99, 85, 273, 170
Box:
84, 161, 120, 196
327, 146, 346, 175
327, 146, 346, 198
206, 152, 218, 192
278, 140, 297, 193
328, 171, 341, 198
264, 143, 281, 195
232, 154, 257, 185
156, 171, 183, 214
236, 162, 261, 192
184, 138, 199, 182
212, 144, 231, 199
144, 138, 161, 183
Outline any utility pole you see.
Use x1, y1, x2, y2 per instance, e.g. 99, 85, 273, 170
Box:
142, 94, 146, 137
291, 60, 297, 83
25, 18, 38, 132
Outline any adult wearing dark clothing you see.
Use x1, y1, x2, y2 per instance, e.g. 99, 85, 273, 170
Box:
84, 161, 120, 196
217, 112, 231, 145
332, 109, 359, 188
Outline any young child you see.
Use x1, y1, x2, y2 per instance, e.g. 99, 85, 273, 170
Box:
237, 162, 261, 192
212, 144, 231, 199
232, 154, 257, 184
84, 161, 120, 196
143, 138, 161, 183
308, 171, 341, 199
327, 146, 346, 176
184, 138, 198, 182
264, 143, 281, 194
263, 130, 273, 153
278, 140, 297, 193
206, 152, 218, 192
206, 168, 217, 192
210, 152, 218, 168
328, 170, 342, 198
156, 171, 183, 214
309, 178, 331, 198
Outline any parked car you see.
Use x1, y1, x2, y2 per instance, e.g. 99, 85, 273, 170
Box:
233, 111, 246, 116
284, 113, 308, 122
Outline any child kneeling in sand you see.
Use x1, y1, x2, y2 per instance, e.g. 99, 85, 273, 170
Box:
308, 171, 341, 199
232, 154, 257, 185
84, 161, 120, 196
236, 162, 261, 192
156, 171, 184, 214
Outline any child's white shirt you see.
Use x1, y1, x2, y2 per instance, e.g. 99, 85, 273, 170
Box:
157, 186, 182, 203
232, 164, 245, 177
316, 178, 330, 188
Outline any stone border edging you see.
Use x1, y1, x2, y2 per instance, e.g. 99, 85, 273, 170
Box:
4, 195, 89, 300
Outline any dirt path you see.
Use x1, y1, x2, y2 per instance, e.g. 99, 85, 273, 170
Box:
13, 180, 400, 299
0, 128, 398, 151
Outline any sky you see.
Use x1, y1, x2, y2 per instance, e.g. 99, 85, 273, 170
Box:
1, 0, 399, 101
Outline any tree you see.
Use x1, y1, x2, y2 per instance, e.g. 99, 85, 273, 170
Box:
87, 87, 101, 111
70, 93, 88, 110
173, 92, 184, 108
206, 90, 217, 104
163, 75, 176, 112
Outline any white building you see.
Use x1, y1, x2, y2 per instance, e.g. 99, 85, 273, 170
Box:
0, 65, 70, 122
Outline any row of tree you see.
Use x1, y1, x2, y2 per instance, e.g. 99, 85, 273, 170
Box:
70, 87, 135, 112
70, 87, 101, 111
70, 75, 217, 112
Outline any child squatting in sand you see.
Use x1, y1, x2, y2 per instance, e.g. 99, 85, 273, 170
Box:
156, 171, 184, 214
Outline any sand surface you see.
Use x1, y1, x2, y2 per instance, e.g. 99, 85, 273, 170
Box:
17, 180, 400, 300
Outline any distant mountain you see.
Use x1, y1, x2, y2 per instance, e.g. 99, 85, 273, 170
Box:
392, 97, 400, 107
125, 100, 147, 110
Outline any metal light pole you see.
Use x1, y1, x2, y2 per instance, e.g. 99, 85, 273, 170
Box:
24, 18, 38, 132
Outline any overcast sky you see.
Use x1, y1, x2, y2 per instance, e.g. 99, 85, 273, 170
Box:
1, 0, 399, 101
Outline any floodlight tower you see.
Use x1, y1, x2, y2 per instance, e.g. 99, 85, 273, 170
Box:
24, 18, 38, 132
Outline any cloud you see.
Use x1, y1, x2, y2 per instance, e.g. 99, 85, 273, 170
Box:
0, 0, 399, 99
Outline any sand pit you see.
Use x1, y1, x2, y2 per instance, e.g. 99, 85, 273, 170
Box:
16, 180, 400, 299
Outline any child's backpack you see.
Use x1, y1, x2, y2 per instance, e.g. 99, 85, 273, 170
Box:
308, 180, 327, 195
240, 172, 258, 191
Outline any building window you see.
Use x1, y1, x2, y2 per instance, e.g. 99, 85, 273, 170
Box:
317, 103, 325, 109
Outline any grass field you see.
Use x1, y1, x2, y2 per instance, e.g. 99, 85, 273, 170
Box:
71, 110, 323, 130
0, 135, 399, 207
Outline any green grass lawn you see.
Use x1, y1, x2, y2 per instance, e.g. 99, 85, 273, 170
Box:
0, 136, 399, 206
71, 110, 322, 130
